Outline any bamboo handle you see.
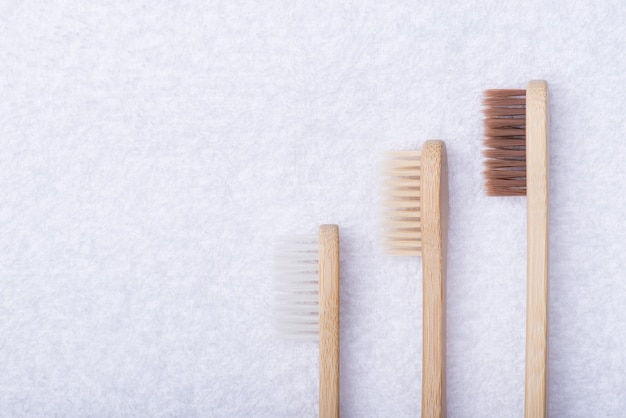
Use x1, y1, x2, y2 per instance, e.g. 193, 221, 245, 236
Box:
319, 225, 340, 418
525, 80, 549, 418
420, 140, 447, 418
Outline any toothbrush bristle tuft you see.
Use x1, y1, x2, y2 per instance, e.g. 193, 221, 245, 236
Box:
381, 151, 422, 256
483, 89, 527, 196
274, 235, 319, 340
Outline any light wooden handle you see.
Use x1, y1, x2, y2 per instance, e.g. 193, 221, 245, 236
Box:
420, 140, 447, 418
525, 80, 549, 418
319, 225, 340, 418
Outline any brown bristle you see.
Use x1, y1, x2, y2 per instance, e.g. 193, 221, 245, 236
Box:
483, 89, 527, 196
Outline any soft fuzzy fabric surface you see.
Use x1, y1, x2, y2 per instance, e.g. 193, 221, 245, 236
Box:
1, 1, 625, 416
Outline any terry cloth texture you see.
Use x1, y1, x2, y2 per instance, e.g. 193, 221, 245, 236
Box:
0, 1, 625, 416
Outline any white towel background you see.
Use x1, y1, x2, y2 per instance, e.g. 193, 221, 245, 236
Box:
1, 1, 625, 416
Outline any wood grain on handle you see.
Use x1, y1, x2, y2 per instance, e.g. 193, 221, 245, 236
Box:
420, 140, 447, 418
525, 80, 549, 418
318, 225, 340, 418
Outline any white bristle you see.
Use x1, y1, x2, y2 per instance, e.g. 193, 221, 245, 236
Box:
274, 235, 319, 340
382, 151, 423, 256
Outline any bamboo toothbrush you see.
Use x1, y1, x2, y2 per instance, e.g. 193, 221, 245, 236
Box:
382, 140, 448, 417
482, 80, 549, 417
274, 225, 340, 418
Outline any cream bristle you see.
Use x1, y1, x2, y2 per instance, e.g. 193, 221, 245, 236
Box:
274, 235, 319, 340
382, 151, 422, 256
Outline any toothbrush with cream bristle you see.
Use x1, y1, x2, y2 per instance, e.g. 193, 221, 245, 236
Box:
382, 140, 448, 417
274, 225, 340, 418
482, 80, 549, 417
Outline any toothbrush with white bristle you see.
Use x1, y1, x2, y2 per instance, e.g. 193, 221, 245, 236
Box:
274, 225, 340, 418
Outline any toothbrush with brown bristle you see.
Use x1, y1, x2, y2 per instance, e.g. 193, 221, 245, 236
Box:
483, 80, 549, 417
382, 140, 448, 417
274, 225, 340, 418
